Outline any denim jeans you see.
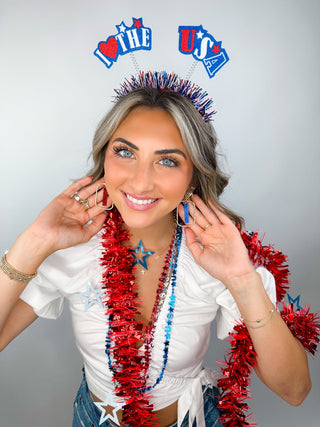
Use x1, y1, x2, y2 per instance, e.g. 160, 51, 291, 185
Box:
73, 372, 223, 427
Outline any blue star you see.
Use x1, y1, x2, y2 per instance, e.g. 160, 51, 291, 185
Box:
94, 390, 124, 425
77, 281, 104, 311
287, 293, 303, 311
130, 240, 154, 270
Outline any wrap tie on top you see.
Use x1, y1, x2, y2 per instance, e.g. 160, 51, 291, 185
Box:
20, 231, 277, 422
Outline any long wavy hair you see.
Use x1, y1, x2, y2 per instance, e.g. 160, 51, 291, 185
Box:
87, 87, 243, 227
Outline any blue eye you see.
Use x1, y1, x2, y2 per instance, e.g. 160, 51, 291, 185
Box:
113, 146, 133, 158
120, 149, 132, 158
159, 157, 179, 167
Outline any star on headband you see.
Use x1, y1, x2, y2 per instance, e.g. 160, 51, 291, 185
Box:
114, 71, 215, 122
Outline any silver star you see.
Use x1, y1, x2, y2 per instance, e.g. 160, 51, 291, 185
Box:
94, 390, 124, 426
76, 281, 104, 311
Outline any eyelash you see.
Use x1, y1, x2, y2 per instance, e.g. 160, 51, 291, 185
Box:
112, 145, 180, 167
113, 145, 133, 158
159, 156, 179, 167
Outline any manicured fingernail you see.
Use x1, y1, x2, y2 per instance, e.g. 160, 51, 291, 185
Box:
90, 175, 94, 180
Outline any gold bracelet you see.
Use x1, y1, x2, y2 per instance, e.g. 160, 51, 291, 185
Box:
242, 307, 275, 329
0, 254, 37, 283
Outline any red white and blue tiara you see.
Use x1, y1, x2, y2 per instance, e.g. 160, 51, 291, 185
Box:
114, 70, 215, 122
93, 18, 232, 122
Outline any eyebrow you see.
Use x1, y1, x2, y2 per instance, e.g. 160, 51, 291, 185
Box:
112, 137, 187, 159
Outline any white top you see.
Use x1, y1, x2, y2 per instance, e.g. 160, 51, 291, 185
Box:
20, 231, 277, 426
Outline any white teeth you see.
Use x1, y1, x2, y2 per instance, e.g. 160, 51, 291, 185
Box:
126, 194, 156, 205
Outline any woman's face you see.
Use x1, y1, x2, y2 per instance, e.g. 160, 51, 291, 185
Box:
104, 106, 194, 230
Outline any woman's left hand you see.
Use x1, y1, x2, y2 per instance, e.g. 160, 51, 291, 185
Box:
178, 194, 255, 286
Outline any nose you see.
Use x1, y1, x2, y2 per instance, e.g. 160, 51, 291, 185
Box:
130, 162, 155, 194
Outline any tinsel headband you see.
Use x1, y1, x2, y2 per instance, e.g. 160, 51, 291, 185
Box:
94, 18, 231, 122
114, 70, 215, 122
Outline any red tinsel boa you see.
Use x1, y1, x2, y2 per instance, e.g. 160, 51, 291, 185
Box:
100, 209, 157, 426
217, 230, 320, 426
99, 213, 319, 427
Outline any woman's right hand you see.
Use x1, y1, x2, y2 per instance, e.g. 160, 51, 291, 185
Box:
0, 176, 111, 338
27, 176, 109, 255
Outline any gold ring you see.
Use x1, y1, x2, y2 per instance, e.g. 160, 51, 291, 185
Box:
203, 224, 211, 230
73, 193, 89, 209
80, 199, 89, 209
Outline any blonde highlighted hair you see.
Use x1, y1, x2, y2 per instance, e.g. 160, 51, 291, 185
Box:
87, 87, 243, 227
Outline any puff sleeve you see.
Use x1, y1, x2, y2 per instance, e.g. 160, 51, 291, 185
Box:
215, 266, 277, 340
20, 232, 102, 319
20, 254, 65, 319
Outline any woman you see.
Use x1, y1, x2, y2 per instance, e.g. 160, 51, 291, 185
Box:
0, 72, 311, 427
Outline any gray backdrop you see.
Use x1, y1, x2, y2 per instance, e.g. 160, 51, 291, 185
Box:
1, 1, 319, 426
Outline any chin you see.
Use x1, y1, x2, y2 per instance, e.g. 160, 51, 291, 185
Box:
115, 209, 153, 229
116, 206, 173, 230
124, 218, 156, 230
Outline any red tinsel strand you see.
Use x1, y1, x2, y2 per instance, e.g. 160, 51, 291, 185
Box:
280, 304, 320, 356
99, 216, 320, 427
100, 209, 157, 426
217, 309, 320, 426
217, 322, 258, 427
240, 231, 290, 302
217, 231, 320, 426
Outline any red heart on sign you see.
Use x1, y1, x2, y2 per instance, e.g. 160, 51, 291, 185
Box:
99, 37, 118, 59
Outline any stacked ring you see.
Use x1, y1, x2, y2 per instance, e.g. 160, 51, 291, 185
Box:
73, 193, 89, 209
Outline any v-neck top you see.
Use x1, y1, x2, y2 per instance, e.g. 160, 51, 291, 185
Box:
20, 230, 276, 426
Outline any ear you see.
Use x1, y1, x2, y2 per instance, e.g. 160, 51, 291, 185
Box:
189, 172, 199, 191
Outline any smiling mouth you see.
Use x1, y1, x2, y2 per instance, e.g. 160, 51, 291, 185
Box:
125, 193, 158, 205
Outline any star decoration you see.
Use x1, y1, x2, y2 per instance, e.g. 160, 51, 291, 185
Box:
287, 293, 303, 311
130, 240, 154, 270
196, 30, 204, 39
94, 390, 124, 426
133, 17, 143, 30
212, 43, 221, 55
116, 21, 127, 33
77, 281, 104, 311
